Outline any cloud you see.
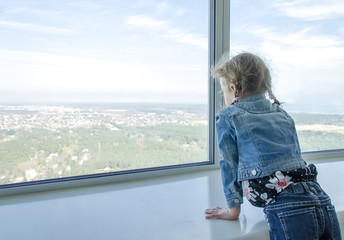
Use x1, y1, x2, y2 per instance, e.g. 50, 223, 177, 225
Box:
231, 22, 344, 110
126, 15, 207, 49
0, 20, 76, 34
126, 15, 167, 28
0, 48, 206, 91
0, 49, 157, 90
239, 25, 344, 70
274, 0, 344, 20
67, 1, 102, 10
156, 2, 186, 16
163, 29, 207, 49
132, 0, 186, 17
238, 25, 343, 51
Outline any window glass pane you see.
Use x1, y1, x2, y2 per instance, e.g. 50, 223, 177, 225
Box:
230, 0, 344, 152
0, 0, 209, 185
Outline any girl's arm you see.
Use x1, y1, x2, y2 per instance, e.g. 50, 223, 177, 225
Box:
205, 206, 241, 220
206, 112, 242, 221
216, 112, 243, 207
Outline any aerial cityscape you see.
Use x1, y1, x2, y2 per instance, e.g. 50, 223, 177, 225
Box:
0, 104, 207, 130
0, 103, 208, 185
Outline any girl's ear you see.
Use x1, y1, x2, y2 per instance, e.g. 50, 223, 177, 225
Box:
230, 84, 240, 97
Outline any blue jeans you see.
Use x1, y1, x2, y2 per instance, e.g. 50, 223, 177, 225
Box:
263, 182, 342, 240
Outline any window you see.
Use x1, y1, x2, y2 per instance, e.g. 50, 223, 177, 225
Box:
230, 0, 344, 152
0, 0, 212, 188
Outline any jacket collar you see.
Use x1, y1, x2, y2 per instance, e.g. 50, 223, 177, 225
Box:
239, 93, 266, 103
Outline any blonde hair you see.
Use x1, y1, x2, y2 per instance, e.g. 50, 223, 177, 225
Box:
211, 52, 280, 105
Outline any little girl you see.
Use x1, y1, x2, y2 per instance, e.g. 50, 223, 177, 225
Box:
205, 52, 342, 239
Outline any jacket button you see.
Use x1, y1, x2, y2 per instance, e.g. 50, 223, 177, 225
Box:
251, 170, 257, 176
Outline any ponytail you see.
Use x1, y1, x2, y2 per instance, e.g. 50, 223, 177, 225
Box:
268, 89, 281, 105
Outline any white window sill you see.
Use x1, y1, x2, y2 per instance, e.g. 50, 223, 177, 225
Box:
0, 158, 343, 240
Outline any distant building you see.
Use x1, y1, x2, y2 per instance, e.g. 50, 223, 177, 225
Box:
25, 169, 37, 181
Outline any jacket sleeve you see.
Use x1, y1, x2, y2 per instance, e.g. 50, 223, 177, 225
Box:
215, 111, 243, 208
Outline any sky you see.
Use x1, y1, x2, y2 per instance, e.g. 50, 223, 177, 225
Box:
231, 0, 344, 113
0, 0, 344, 113
0, 0, 208, 104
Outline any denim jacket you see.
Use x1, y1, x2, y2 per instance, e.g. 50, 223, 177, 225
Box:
216, 94, 306, 208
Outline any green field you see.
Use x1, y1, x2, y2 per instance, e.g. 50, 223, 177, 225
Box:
290, 113, 344, 152
0, 124, 208, 185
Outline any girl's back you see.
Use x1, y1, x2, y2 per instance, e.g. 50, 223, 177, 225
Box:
217, 93, 304, 181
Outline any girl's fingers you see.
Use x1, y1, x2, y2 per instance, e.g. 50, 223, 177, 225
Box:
205, 213, 219, 219
205, 209, 214, 214
205, 215, 213, 219
205, 208, 217, 214
205, 207, 222, 214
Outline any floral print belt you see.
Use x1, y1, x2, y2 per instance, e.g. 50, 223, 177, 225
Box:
242, 164, 317, 207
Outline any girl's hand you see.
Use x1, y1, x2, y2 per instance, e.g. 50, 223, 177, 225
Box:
205, 206, 240, 220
